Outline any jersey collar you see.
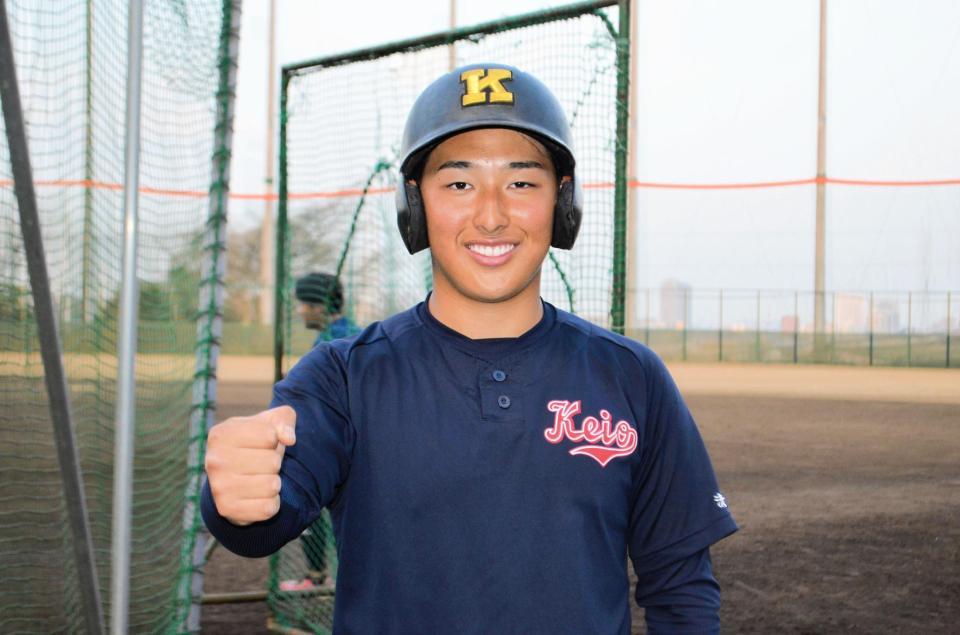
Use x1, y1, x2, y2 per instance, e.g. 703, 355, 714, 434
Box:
415, 295, 557, 359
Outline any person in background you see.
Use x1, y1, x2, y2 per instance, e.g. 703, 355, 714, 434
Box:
280, 272, 360, 591
294, 272, 359, 346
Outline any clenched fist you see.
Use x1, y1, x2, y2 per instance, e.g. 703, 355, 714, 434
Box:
205, 405, 297, 526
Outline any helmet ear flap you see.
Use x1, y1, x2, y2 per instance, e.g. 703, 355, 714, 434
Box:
550, 178, 583, 250
396, 180, 429, 254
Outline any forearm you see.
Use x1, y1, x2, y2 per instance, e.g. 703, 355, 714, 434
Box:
636, 548, 721, 634
201, 480, 304, 558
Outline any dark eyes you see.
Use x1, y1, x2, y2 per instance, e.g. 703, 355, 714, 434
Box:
442, 180, 539, 190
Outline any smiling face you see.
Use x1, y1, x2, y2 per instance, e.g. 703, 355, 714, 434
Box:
419, 128, 558, 309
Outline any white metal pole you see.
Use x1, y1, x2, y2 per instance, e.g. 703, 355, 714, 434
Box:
814, 0, 828, 344
259, 0, 276, 326
448, 0, 457, 70
111, 1, 144, 633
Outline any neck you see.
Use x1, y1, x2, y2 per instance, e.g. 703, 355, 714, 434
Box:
428, 277, 543, 339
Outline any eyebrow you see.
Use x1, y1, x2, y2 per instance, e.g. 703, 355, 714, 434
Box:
435, 160, 472, 171
434, 160, 547, 171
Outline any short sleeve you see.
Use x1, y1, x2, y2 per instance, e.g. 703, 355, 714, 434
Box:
627, 352, 737, 575
270, 342, 356, 526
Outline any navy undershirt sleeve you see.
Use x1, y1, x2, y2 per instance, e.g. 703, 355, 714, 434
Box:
201, 342, 355, 558
638, 548, 721, 634
268, 344, 355, 518
628, 350, 737, 584
200, 480, 304, 557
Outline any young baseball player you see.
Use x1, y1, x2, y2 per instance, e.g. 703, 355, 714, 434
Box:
203, 64, 737, 633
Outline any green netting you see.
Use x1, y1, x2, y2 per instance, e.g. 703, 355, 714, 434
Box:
272, 2, 628, 631
0, 1, 235, 632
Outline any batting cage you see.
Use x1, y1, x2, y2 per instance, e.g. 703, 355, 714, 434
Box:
270, 0, 631, 631
0, 1, 240, 632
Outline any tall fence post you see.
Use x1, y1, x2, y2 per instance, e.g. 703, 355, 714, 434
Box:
644, 287, 650, 345
755, 290, 761, 362
718, 289, 723, 362
793, 291, 799, 364
831, 290, 836, 363
907, 291, 912, 367
947, 291, 952, 368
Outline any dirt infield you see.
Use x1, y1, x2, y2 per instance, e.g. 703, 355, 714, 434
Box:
213, 357, 960, 405
202, 364, 959, 634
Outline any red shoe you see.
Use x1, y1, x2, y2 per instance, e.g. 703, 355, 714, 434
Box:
279, 577, 320, 592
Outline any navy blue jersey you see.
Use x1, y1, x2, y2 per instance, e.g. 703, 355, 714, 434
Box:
314, 315, 360, 347
203, 299, 736, 633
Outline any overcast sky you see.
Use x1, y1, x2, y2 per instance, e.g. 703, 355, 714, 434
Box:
228, 0, 960, 299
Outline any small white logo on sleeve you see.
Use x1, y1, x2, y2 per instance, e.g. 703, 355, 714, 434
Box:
713, 492, 728, 509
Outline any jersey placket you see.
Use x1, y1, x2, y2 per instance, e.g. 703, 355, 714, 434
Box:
477, 358, 524, 422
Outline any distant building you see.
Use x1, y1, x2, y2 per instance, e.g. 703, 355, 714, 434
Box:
660, 279, 691, 329
834, 293, 902, 333
835, 293, 867, 333
873, 299, 900, 333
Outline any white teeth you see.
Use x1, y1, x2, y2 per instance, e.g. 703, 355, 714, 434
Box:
468, 243, 515, 257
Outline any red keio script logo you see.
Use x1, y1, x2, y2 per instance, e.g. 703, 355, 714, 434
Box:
544, 400, 638, 467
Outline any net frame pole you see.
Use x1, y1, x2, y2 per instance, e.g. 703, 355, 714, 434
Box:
111, 1, 144, 633
174, 1, 243, 630
81, 0, 94, 322
283, 0, 617, 75
624, 0, 639, 336
610, 0, 631, 334
0, 3, 106, 633
274, 70, 290, 383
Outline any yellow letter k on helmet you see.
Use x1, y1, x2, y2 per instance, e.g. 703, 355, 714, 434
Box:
460, 68, 514, 107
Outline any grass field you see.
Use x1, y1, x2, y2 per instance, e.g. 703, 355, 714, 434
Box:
200, 362, 960, 634
5, 321, 953, 368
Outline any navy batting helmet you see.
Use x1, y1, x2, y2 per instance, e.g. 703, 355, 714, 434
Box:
396, 63, 583, 254
295, 272, 343, 313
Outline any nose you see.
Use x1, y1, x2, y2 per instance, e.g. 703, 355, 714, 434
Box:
473, 187, 508, 235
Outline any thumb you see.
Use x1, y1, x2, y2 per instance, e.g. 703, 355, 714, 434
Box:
270, 405, 297, 447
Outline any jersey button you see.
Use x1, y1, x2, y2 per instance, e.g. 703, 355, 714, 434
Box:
497, 395, 511, 409
492, 369, 507, 382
